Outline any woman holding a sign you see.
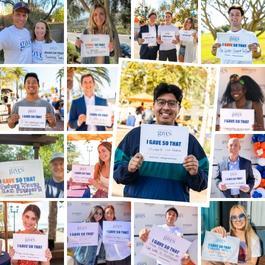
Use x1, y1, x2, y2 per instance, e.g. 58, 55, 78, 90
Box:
74, 205, 104, 265
9, 204, 52, 265
221, 74, 264, 130
203, 204, 261, 265
178, 18, 197, 63
75, 4, 114, 64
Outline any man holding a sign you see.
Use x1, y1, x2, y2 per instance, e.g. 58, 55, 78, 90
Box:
211, 5, 261, 64
8, 73, 56, 131
215, 138, 255, 198
114, 83, 208, 201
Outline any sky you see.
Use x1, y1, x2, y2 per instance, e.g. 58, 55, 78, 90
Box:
135, 0, 164, 11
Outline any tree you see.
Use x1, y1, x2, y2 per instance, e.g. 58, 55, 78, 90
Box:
6, 67, 26, 99
67, 142, 80, 169
56, 68, 64, 99
51, 6, 64, 22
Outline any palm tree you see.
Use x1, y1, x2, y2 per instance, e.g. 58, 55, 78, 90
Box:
6, 67, 26, 99
56, 68, 64, 99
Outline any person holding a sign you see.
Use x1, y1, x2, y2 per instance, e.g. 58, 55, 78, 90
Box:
211, 5, 261, 64
114, 82, 208, 201
220, 74, 264, 131
32, 20, 56, 64
68, 73, 109, 131
103, 205, 131, 265
137, 12, 159, 60
45, 152, 64, 198
157, 11, 179, 61
8, 72, 56, 131
74, 205, 104, 265
0, 2, 32, 64
75, 4, 114, 64
178, 18, 197, 63
202, 204, 261, 265
9, 204, 52, 265
215, 137, 255, 198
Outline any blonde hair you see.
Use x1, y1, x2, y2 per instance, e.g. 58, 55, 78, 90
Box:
229, 204, 258, 260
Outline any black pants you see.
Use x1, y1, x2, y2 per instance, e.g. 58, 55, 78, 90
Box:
106, 255, 131, 265
140, 46, 158, 60
159, 49, 177, 61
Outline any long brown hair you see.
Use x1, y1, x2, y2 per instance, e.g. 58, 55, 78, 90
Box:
104, 205, 116, 221
32, 20, 53, 43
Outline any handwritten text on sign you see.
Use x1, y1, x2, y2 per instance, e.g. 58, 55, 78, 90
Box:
140, 124, 188, 163
0, 160, 45, 198
72, 164, 93, 183
221, 170, 246, 189
68, 222, 99, 248
18, 106, 46, 129
202, 231, 240, 263
220, 108, 254, 131
141, 227, 191, 265
13, 233, 48, 262
42, 43, 64, 64
81, 34, 110, 57
103, 221, 131, 244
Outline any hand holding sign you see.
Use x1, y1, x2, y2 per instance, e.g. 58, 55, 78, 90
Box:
128, 153, 144, 173
183, 155, 198, 175
8, 113, 20, 128
240, 184, 250, 193
139, 228, 150, 243
78, 114, 86, 126
211, 226, 227, 238
218, 182, 228, 191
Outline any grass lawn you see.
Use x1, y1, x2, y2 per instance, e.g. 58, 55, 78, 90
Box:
201, 31, 265, 64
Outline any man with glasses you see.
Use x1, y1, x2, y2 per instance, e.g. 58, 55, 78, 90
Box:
114, 82, 208, 201
215, 138, 255, 198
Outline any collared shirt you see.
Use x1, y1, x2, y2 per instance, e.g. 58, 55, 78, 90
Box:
84, 95, 96, 131
228, 157, 240, 195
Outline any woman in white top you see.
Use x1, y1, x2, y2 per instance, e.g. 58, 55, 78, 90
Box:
32, 20, 56, 64
178, 18, 197, 63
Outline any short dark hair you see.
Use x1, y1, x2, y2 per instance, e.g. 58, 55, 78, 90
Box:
81, 74, 95, 84
228, 5, 244, 16
154, 83, 183, 105
166, 207, 178, 217
148, 12, 157, 18
24, 73, 39, 85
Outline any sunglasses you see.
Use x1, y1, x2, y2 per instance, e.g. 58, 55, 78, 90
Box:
230, 213, 246, 222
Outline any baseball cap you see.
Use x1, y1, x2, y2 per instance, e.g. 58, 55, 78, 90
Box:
50, 152, 64, 163
13, 2, 30, 13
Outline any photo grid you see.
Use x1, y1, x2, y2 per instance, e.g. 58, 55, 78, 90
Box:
0, 0, 264, 265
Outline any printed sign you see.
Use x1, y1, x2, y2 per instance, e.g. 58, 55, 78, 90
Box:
86, 105, 112, 127
81, 34, 110, 57
72, 164, 93, 183
179, 30, 194, 42
141, 227, 191, 265
142, 32, 157, 46
161, 31, 175, 43
42, 43, 64, 64
140, 124, 189, 163
0, 160, 45, 197
68, 222, 99, 248
103, 221, 131, 244
18, 106, 46, 129
221, 170, 246, 188
13, 233, 48, 262
202, 231, 240, 263
220, 108, 254, 131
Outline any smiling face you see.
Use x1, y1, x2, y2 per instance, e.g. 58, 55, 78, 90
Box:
50, 158, 64, 182
104, 207, 115, 221
165, 12, 172, 24
81, 76, 95, 98
94, 208, 104, 222
166, 210, 177, 226
25, 76, 39, 97
34, 21, 46, 41
13, 9, 28, 29
22, 210, 38, 232
229, 9, 243, 29
230, 207, 246, 231
227, 138, 241, 159
98, 145, 111, 163
149, 14, 157, 25
230, 82, 246, 101
93, 7, 106, 29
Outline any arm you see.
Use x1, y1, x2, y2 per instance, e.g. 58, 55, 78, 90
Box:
246, 160, 255, 192
211, 43, 221, 56
139, 228, 150, 243
41, 248, 52, 265
249, 43, 261, 59
7, 103, 19, 128
137, 26, 145, 45
253, 101, 264, 130
68, 100, 86, 129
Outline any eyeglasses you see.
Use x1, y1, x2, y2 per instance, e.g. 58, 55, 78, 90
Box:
155, 99, 179, 108
94, 211, 103, 216
230, 213, 246, 222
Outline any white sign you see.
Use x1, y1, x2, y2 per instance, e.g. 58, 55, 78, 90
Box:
81, 34, 110, 57
13, 233, 48, 262
216, 33, 252, 63
202, 231, 240, 263
86, 105, 112, 127
141, 227, 191, 265
0, 160, 45, 197
18, 106, 46, 129
161, 31, 175, 43
221, 170, 246, 188
103, 221, 131, 244
72, 164, 93, 183
142, 32, 157, 46
68, 222, 99, 248
220, 108, 254, 131
140, 124, 189, 163
42, 43, 64, 64
179, 30, 194, 42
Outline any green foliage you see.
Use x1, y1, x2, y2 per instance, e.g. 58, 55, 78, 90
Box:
67, 42, 80, 63
67, 142, 80, 169
51, 6, 64, 22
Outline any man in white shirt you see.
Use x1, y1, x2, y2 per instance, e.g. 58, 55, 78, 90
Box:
157, 11, 179, 61
211, 5, 261, 64
0, 1, 32, 64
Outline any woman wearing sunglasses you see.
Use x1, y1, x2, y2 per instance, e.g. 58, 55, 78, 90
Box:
220, 74, 264, 131
74, 205, 104, 265
204, 204, 261, 265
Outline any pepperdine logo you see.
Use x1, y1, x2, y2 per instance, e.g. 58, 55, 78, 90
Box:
9, 166, 24, 175
229, 36, 240, 42
157, 130, 172, 137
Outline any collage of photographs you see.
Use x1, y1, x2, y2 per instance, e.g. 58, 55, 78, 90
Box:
0, 0, 265, 265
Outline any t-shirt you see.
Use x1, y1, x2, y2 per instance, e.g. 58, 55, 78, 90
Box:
45, 177, 64, 198
11, 98, 55, 131
220, 29, 258, 64
32, 40, 56, 64
158, 24, 179, 51
0, 25, 32, 64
